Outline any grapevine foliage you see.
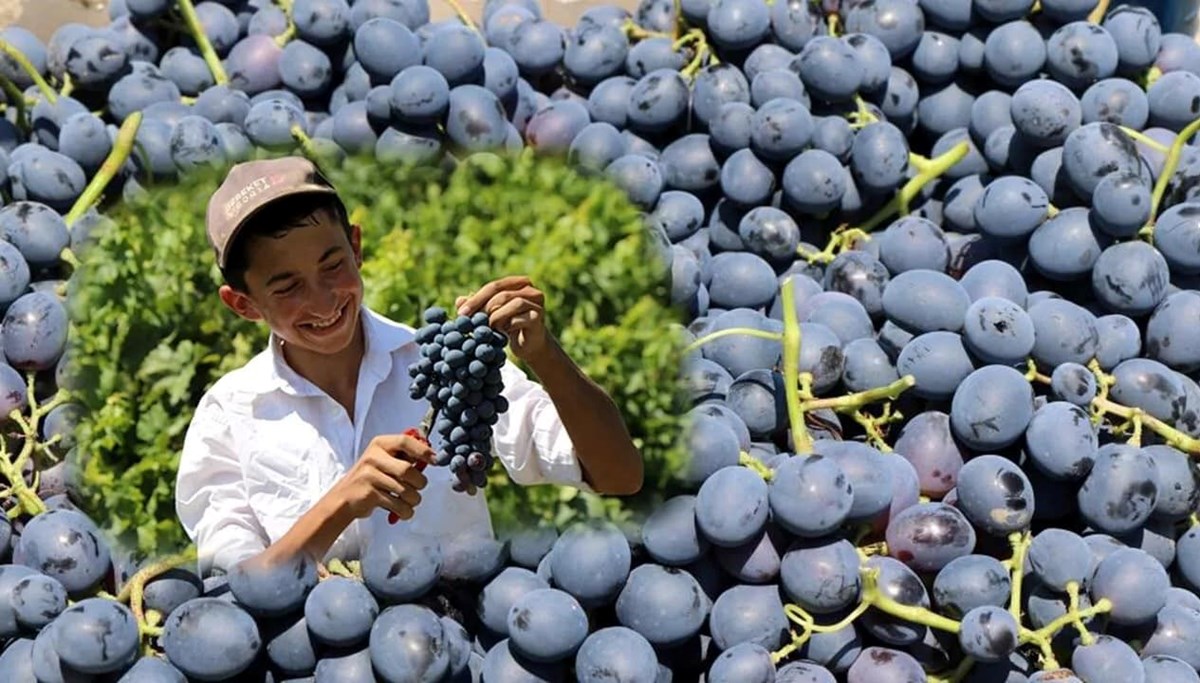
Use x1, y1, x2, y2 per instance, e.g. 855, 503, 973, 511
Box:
67, 151, 691, 558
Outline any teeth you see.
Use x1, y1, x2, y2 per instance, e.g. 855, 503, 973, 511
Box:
309, 306, 343, 329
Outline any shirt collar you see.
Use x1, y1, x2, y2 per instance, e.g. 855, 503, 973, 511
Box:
261, 305, 416, 397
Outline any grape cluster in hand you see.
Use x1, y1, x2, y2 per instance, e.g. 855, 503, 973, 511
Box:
408, 305, 510, 492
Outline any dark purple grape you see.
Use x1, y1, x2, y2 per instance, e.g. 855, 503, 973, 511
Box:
885, 502, 976, 572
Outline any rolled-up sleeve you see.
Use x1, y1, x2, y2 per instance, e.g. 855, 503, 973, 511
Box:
490, 361, 595, 493
175, 395, 269, 577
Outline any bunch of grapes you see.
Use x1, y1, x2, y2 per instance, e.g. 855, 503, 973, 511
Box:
408, 305, 510, 492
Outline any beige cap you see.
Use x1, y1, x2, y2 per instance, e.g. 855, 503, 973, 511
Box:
205, 156, 340, 269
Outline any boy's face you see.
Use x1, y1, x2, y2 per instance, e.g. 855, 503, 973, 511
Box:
219, 208, 365, 358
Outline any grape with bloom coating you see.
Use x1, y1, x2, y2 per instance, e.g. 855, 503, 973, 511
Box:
958, 605, 1019, 663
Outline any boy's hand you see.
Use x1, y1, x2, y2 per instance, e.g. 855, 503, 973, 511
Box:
332, 434, 432, 523
390, 429, 430, 523
456, 275, 549, 363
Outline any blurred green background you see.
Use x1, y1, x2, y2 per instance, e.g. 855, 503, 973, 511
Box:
65, 150, 693, 559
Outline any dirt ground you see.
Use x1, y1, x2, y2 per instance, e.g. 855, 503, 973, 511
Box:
2, 0, 632, 41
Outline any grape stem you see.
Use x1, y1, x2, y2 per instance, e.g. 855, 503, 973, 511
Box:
0, 74, 29, 133
116, 545, 198, 644
1119, 126, 1170, 154
1143, 65, 1164, 88
1143, 113, 1200, 239
1122, 409, 1144, 446
621, 20, 672, 42
1094, 392, 1198, 450
797, 142, 971, 264
0, 40, 57, 104
779, 277, 810, 452
682, 327, 782, 354
59, 73, 74, 99
1023, 359, 1051, 384
769, 526, 1106, 670
60, 247, 82, 272
1065, 581, 1095, 645
1028, 599, 1113, 666
794, 601, 871, 634
851, 406, 899, 451
856, 540, 887, 561
796, 227, 871, 265
1087, 0, 1111, 23
273, 0, 297, 46
12, 381, 69, 473
291, 123, 327, 167
771, 600, 871, 662
141, 611, 164, 656
442, 0, 480, 33
1085, 359, 1115, 425
672, 30, 703, 51
867, 558, 1108, 672
325, 557, 361, 579
680, 41, 719, 79
0, 376, 68, 519
612, 20, 714, 78
176, 0, 230, 85
847, 95, 878, 129
738, 450, 775, 481
860, 567, 962, 633
802, 375, 915, 413
898, 147, 971, 216
687, 278, 914, 458
65, 111, 144, 227
1025, 358, 1200, 454
1008, 531, 1031, 624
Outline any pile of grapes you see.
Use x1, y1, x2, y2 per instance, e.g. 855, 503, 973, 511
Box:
0, 0, 1197, 680
408, 305, 512, 492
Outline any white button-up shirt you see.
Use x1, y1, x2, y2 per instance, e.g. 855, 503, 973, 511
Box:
175, 306, 591, 578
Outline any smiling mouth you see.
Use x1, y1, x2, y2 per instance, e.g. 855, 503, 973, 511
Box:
304, 301, 348, 330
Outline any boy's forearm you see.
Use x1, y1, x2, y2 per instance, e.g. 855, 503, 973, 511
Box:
525, 334, 644, 496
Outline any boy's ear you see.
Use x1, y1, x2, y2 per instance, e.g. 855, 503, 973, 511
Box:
219, 284, 265, 322
350, 223, 363, 267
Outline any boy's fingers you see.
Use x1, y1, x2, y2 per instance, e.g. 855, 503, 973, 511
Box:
379, 493, 413, 522
371, 434, 435, 463
489, 298, 540, 332
401, 467, 428, 490
458, 276, 533, 315
396, 488, 421, 507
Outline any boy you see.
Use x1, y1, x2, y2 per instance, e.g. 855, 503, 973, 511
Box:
175, 156, 644, 578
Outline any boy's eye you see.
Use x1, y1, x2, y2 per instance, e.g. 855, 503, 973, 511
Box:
274, 283, 298, 296
324, 259, 343, 272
